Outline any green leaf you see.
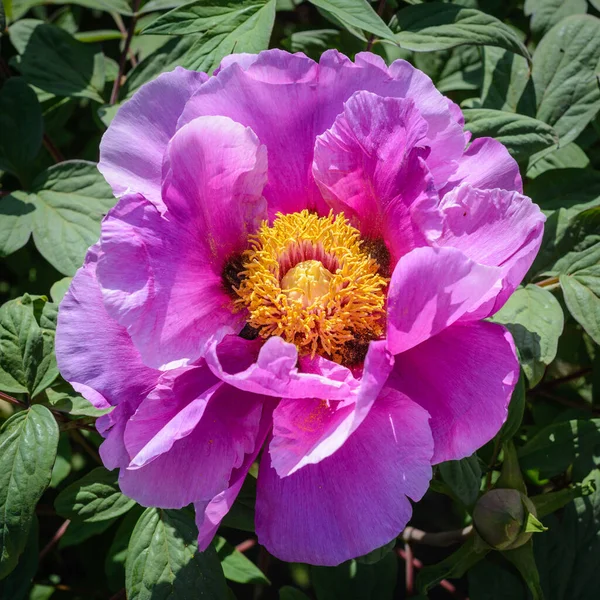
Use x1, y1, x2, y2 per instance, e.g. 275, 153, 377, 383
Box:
312, 552, 398, 600
18, 23, 106, 103
503, 540, 544, 600
141, 0, 276, 74
391, 3, 530, 60
462, 109, 558, 162
9, 0, 133, 20
531, 481, 595, 519
0, 405, 59, 579
561, 272, 600, 345
105, 506, 145, 591
308, 0, 396, 42
0, 193, 36, 259
50, 434, 72, 489
417, 537, 486, 595
413, 45, 482, 93
518, 419, 600, 478
532, 15, 600, 146
49, 277, 72, 303
439, 453, 482, 508
45, 388, 111, 417
126, 507, 229, 600
0, 78, 43, 184
480, 46, 536, 114
55, 467, 136, 523
285, 29, 343, 60
527, 143, 590, 179
0, 517, 38, 600
468, 556, 528, 600
59, 517, 117, 548
214, 536, 269, 585
500, 372, 526, 441
491, 285, 564, 386
524, 0, 588, 41
25, 160, 116, 276
279, 587, 311, 600
0, 295, 58, 397
524, 512, 547, 533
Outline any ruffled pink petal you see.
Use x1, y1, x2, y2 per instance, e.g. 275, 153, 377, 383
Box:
56, 245, 160, 408
391, 321, 518, 464
97, 116, 267, 369
97, 402, 133, 470
195, 402, 275, 550
313, 91, 441, 262
99, 67, 207, 207
442, 137, 522, 194
386, 246, 502, 355
204, 333, 361, 400
269, 341, 393, 477
118, 368, 264, 508
179, 50, 466, 218
435, 184, 545, 314
255, 387, 433, 566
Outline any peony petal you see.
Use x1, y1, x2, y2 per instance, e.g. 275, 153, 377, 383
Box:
205, 333, 361, 400
390, 321, 518, 464
435, 184, 545, 314
179, 50, 466, 218
255, 387, 433, 565
119, 371, 264, 508
269, 341, 393, 476
313, 91, 441, 262
96, 115, 268, 369
56, 245, 159, 409
99, 67, 207, 207
195, 402, 275, 551
442, 137, 522, 194
386, 246, 502, 355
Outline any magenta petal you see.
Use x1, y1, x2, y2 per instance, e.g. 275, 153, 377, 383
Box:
119, 370, 264, 508
386, 246, 502, 355
98, 67, 207, 207
161, 115, 268, 255
443, 137, 522, 194
256, 388, 433, 565
97, 403, 134, 470
179, 50, 466, 219
96, 119, 269, 369
391, 321, 518, 463
313, 91, 441, 261
269, 341, 393, 476
56, 246, 159, 409
436, 184, 545, 314
205, 334, 361, 400
195, 402, 275, 550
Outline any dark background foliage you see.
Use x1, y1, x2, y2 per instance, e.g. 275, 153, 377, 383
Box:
1, 1, 600, 599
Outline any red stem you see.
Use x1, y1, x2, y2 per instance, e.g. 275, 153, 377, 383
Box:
39, 519, 71, 560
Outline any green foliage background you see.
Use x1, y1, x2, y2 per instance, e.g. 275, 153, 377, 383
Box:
1, 0, 600, 599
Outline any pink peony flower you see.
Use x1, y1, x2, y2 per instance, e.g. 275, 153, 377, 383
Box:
56, 50, 544, 566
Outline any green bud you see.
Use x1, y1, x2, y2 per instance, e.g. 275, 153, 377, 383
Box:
472, 488, 540, 551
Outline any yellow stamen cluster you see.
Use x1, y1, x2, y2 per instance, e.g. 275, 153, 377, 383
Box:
234, 210, 387, 363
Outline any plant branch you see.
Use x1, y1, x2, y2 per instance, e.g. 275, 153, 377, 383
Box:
43, 134, 65, 163
70, 428, 102, 465
538, 368, 592, 389
405, 542, 414, 595
39, 519, 71, 560
402, 526, 473, 547
485, 436, 502, 490
396, 547, 468, 600
535, 276, 559, 288
365, 0, 387, 51
530, 389, 600, 415
236, 538, 257, 553
110, 0, 142, 105
0, 391, 27, 408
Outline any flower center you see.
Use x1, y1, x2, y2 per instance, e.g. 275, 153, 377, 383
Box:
234, 210, 387, 364
281, 260, 333, 308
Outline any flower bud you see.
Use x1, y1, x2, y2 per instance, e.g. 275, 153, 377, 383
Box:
473, 488, 539, 551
